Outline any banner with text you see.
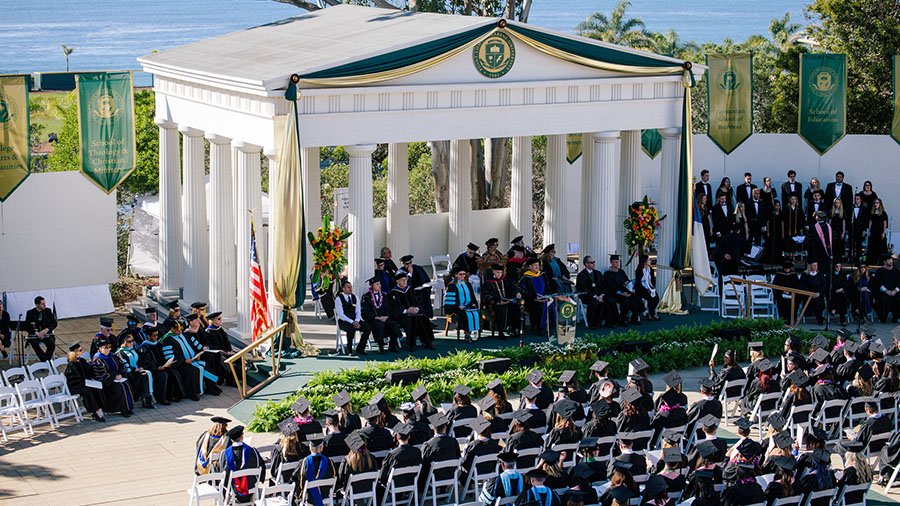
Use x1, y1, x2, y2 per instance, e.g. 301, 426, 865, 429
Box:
0, 75, 30, 202
798, 53, 846, 155
566, 133, 582, 164
76, 72, 135, 193
706, 53, 752, 154
893, 56, 900, 145
641, 129, 661, 159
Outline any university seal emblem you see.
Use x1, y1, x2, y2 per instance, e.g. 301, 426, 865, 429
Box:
718, 69, 741, 92
810, 66, 838, 97
89, 88, 124, 123
473, 31, 516, 79
0, 94, 17, 127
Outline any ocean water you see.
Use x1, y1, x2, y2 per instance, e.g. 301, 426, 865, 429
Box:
1, 0, 809, 86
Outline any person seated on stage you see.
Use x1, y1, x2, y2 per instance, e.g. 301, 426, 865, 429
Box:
479, 451, 525, 505
602, 254, 644, 326
195, 416, 231, 475
634, 254, 661, 322
444, 266, 481, 342
219, 425, 266, 504
452, 242, 481, 280
183, 314, 225, 395
115, 332, 155, 409
65, 342, 106, 422
389, 273, 435, 351
159, 325, 201, 402
204, 311, 236, 363
379, 246, 399, 279
136, 327, 179, 404
479, 237, 506, 279
361, 277, 401, 354
372, 257, 392, 292
161, 301, 185, 335
519, 257, 550, 335
141, 306, 159, 336
506, 242, 528, 279
540, 244, 571, 294
481, 263, 522, 340
91, 317, 117, 356
772, 261, 800, 323
398, 255, 432, 317
708, 348, 746, 398
713, 224, 746, 277
91, 338, 135, 418
334, 280, 373, 356
800, 260, 827, 325
25, 296, 57, 362
117, 315, 145, 348
190, 301, 210, 329
576, 256, 617, 329
873, 255, 900, 324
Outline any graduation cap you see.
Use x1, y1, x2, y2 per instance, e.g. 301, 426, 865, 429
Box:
611, 459, 634, 472
563, 490, 590, 504
609, 254, 621, 262
94, 338, 112, 348
843, 341, 859, 354
369, 393, 385, 406
810, 335, 830, 350
698, 414, 719, 430
278, 417, 300, 437
511, 236, 523, 244
868, 341, 885, 359
399, 255, 414, 263
411, 385, 428, 401
486, 238, 499, 246
807, 426, 828, 442
322, 409, 340, 424
661, 429, 682, 446
599, 381, 615, 398
644, 475, 668, 498
211, 416, 231, 425
767, 413, 787, 432
489, 263, 504, 272
525, 256, 541, 266
539, 448, 560, 464
570, 464, 597, 481
513, 410, 533, 426
525, 468, 548, 480
695, 440, 718, 458
841, 440, 865, 453
452, 385, 472, 397
552, 399, 579, 420
590, 360, 609, 373
773, 456, 796, 472
861, 324, 876, 337
810, 363, 831, 379
393, 272, 407, 281
663, 371, 683, 389
663, 447, 683, 465
126, 314, 140, 324
498, 451, 518, 463
486, 379, 503, 393
857, 363, 875, 381
428, 412, 450, 429
207, 311, 222, 320
887, 355, 900, 367
167, 301, 180, 310
747, 341, 763, 351
785, 370, 809, 388
629, 358, 650, 373
68, 342, 82, 352
607, 486, 637, 502
399, 402, 416, 413
527, 370, 544, 384
361, 404, 382, 420
374, 257, 386, 264
332, 390, 352, 408
810, 348, 830, 364
452, 265, 468, 275
590, 401, 610, 419
346, 431, 366, 452
737, 439, 761, 459
145, 306, 157, 314
466, 242, 479, 251
227, 425, 245, 440
621, 386, 642, 405
558, 370, 576, 384
542, 244, 555, 254
191, 301, 207, 309
812, 448, 831, 465
291, 397, 311, 414
186, 313, 200, 322
698, 378, 715, 391
734, 418, 753, 432
99, 317, 114, 329
521, 385, 541, 400
393, 422, 414, 437
836, 328, 851, 339
469, 417, 491, 435
366, 276, 380, 285
756, 358, 775, 372
479, 396, 496, 411
579, 437, 599, 450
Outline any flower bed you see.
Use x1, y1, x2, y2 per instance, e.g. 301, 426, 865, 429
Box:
248, 318, 816, 431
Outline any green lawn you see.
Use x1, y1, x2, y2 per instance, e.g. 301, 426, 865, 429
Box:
30, 91, 69, 138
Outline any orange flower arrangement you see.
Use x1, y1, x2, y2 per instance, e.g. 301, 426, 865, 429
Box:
308, 216, 351, 291
623, 195, 665, 263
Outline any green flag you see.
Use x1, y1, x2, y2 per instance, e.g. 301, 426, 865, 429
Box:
706, 53, 753, 154
641, 129, 661, 159
566, 133, 582, 164
893, 56, 900, 145
0, 75, 30, 202
76, 72, 136, 193
798, 54, 846, 155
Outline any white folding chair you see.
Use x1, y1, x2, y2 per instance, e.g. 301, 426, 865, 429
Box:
26, 361, 52, 381
786, 403, 814, 434
334, 321, 348, 356
256, 444, 278, 468
550, 442, 579, 468
884, 463, 900, 494
801, 488, 836, 506
299, 477, 336, 506
430, 255, 451, 313
421, 458, 460, 506
50, 356, 68, 375
0, 386, 31, 441
16, 379, 57, 430
514, 446, 542, 473
257, 483, 296, 506
746, 275, 775, 318
835, 482, 869, 506
720, 276, 744, 319
272, 459, 301, 485
381, 464, 421, 506
772, 495, 803, 506
623, 429, 655, 452
814, 399, 849, 441
2, 367, 28, 386
41, 374, 83, 424
748, 392, 783, 441
224, 468, 261, 505
842, 396, 875, 432
186, 471, 226, 506
876, 392, 898, 432
341, 470, 378, 506
865, 431, 892, 459
718, 379, 745, 423
699, 264, 720, 312
460, 454, 498, 502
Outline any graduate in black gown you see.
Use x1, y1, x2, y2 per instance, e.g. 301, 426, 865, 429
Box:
218, 426, 266, 504
64, 342, 106, 421
361, 277, 402, 353
481, 263, 522, 339
377, 422, 422, 501
419, 412, 461, 488
388, 273, 435, 351
91, 338, 134, 417
602, 254, 644, 325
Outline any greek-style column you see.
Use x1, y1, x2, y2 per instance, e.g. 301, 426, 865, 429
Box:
155, 119, 183, 294
657, 128, 682, 293
581, 132, 619, 261
510, 136, 533, 247
207, 134, 236, 319
265, 149, 281, 323
301, 147, 321, 267
448, 139, 472, 255
234, 141, 264, 335
179, 126, 208, 305
618, 130, 642, 256
347, 144, 377, 293
543, 134, 567, 250
387, 143, 410, 256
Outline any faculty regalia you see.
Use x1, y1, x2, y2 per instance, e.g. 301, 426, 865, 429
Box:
219, 443, 266, 503
170, 331, 220, 393
115, 346, 152, 404
519, 270, 550, 334
482, 275, 521, 337
516, 485, 560, 506
195, 431, 229, 475
297, 453, 336, 505
159, 332, 201, 399
137, 339, 179, 402
64, 356, 106, 414
602, 268, 644, 324
388, 285, 434, 350
91, 351, 134, 413
405, 263, 434, 318
452, 253, 480, 278
576, 268, 617, 328
479, 469, 525, 505
542, 256, 571, 294
185, 327, 226, 384
361, 289, 402, 351
444, 280, 481, 334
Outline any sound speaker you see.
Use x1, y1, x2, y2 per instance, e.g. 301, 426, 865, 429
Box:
478, 358, 512, 374
385, 368, 421, 385
617, 340, 652, 354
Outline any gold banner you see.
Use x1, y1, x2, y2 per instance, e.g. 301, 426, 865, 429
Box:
706, 54, 752, 154
566, 133, 582, 163
0, 76, 30, 202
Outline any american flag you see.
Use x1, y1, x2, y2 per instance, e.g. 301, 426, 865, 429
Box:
249, 220, 271, 340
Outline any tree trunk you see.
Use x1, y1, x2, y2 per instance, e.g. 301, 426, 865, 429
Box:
470, 139, 485, 210
429, 140, 450, 213
520, 0, 533, 22
487, 137, 509, 208
505, 0, 515, 19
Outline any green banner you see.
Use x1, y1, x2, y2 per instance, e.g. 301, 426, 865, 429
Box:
706, 53, 753, 154
76, 72, 136, 193
557, 299, 576, 325
798, 53, 846, 155
0, 76, 30, 202
641, 129, 661, 159
893, 56, 900, 145
566, 133, 582, 164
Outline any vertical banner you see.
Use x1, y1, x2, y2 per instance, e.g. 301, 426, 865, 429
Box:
893, 56, 900, 145
706, 53, 753, 154
798, 53, 846, 155
565, 133, 582, 164
0, 75, 30, 202
76, 72, 136, 193
641, 129, 661, 159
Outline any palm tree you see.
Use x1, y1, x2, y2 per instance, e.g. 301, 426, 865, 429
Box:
61, 45, 75, 72
769, 13, 800, 48
649, 29, 699, 58
576, 0, 654, 49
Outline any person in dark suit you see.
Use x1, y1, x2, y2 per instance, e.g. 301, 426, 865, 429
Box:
25, 295, 57, 361
634, 255, 660, 321
807, 190, 827, 223
847, 193, 869, 265
334, 280, 372, 356
746, 188, 771, 249
780, 170, 803, 205
872, 255, 900, 323
695, 169, 713, 201
824, 171, 854, 214
576, 256, 617, 328
735, 172, 757, 205
712, 224, 745, 276
711, 193, 734, 239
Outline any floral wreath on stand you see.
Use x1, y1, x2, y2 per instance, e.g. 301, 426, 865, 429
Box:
308, 215, 352, 294
623, 195, 665, 265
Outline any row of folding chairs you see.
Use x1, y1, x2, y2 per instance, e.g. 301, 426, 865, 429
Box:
0, 373, 82, 441
1, 357, 68, 386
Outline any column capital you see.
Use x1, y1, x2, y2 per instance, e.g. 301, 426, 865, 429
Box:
347, 144, 377, 157
263, 148, 279, 159
233, 141, 263, 153
154, 118, 176, 129
178, 125, 204, 137
204, 133, 232, 145
590, 131, 620, 142
660, 127, 682, 138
